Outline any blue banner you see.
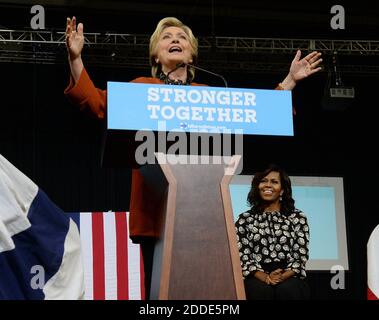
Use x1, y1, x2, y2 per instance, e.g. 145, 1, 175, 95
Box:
107, 82, 293, 136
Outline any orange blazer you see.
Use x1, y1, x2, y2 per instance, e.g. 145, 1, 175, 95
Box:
64, 69, 205, 241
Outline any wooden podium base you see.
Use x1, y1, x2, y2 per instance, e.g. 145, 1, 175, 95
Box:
140, 153, 245, 300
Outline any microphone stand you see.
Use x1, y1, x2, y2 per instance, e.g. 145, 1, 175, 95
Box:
182, 62, 228, 88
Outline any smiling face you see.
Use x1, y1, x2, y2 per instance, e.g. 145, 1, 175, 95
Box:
258, 171, 284, 205
154, 26, 193, 73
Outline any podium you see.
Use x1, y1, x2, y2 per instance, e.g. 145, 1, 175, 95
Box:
102, 82, 293, 299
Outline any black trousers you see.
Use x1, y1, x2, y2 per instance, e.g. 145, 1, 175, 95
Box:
244, 276, 310, 300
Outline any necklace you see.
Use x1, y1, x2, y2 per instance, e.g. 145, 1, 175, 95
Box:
159, 72, 191, 85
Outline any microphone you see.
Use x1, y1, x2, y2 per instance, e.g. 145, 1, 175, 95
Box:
178, 62, 228, 88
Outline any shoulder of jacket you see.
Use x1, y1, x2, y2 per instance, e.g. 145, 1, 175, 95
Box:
130, 77, 160, 84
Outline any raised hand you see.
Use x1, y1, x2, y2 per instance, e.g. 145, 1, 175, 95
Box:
289, 50, 322, 83
280, 50, 322, 90
65, 16, 84, 61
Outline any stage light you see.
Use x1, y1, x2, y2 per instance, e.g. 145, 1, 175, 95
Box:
321, 51, 355, 111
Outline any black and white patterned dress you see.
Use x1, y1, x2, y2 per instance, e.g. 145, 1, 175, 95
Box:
235, 209, 310, 279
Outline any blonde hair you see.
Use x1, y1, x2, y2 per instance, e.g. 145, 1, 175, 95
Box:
149, 17, 198, 80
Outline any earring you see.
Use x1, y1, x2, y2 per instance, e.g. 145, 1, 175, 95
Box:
155, 58, 159, 64
280, 195, 283, 201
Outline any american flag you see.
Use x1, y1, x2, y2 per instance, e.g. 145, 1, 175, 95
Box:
68, 212, 145, 300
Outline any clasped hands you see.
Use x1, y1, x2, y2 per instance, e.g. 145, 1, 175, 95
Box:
265, 268, 284, 285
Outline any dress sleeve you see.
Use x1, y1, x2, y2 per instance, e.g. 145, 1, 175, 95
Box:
64, 68, 107, 119
235, 213, 264, 279
286, 211, 310, 278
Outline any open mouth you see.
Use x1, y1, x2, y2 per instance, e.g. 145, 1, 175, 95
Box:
169, 46, 182, 53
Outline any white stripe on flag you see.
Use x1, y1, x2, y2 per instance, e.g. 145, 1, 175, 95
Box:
80, 213, 94, 300
368, 224, 379, 299
103, 212, 117, 300
127, 212, 142, 300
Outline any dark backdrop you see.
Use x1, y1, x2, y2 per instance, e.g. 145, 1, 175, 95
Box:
1, 0, 379, 300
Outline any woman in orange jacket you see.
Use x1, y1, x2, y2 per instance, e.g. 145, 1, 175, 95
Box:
64, 16, 322, 299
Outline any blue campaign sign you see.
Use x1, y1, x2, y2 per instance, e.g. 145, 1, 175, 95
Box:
107, 82, 293, 136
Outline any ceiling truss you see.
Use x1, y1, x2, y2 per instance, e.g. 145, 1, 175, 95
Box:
1, 29, 378, 73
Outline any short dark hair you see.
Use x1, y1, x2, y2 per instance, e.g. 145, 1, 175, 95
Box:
247, 164, 295, 215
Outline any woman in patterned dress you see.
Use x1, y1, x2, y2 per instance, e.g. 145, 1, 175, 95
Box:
235, 164, 310, 300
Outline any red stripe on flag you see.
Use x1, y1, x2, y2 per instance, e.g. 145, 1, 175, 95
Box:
140, 248, 145, 300
368, 287, 379, 300
92, 212, 105, 300
115, 212, 129, 300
